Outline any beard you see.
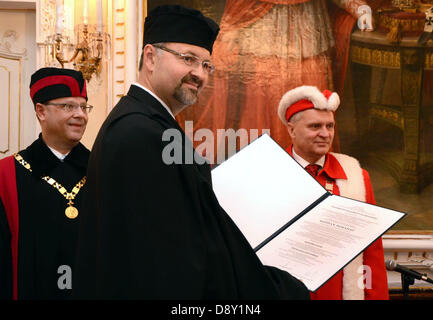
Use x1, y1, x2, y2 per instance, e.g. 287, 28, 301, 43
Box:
173, 74, 202, 106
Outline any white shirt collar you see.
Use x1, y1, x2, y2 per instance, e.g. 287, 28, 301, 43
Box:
291, 146, 325, 168
132, 83, 175, 119
48, 146, 69, 161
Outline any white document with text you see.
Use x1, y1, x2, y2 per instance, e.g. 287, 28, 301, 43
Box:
211, 134, 405, 292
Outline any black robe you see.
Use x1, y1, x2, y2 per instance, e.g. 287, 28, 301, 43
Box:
0, 136, 89, 299
73, 85, 309, 299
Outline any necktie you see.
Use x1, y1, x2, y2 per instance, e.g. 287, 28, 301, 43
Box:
305, 164, 321, 177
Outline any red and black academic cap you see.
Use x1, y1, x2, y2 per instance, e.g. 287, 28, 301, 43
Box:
142, 5, 219, 54
29, 67, 87, 107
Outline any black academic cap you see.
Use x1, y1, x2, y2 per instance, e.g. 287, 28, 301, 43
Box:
142, 5, 220, 54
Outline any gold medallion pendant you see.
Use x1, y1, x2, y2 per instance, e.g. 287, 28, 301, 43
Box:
14, 153, 86, 220
65, 206, 79, 219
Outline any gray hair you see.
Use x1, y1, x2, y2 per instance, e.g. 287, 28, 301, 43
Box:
138, 42, 166, 71
288, 110, 305, 124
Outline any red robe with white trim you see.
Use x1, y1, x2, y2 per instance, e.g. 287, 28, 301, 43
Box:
287, 146, 389, 300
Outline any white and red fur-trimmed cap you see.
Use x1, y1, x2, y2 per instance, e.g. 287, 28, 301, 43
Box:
278, 85, 340, 125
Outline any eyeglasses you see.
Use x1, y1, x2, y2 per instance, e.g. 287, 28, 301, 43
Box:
153, 45, 216, 75
44, 103, 94, 114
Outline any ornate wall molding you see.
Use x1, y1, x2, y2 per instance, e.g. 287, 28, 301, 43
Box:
110, 0, 139, 108
0, 26, 28, 155
0, 30, 27, 58
0, 53, 23, 156
36, 0, 73, 43
383, 234, 433, 289
0, 64, 12, 154
38, 0, 55, 39
111, 0, 127, 105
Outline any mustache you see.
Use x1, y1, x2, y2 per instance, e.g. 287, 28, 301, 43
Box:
181, 74, 203, 89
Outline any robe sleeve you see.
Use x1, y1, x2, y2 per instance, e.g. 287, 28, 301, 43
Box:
362, 169, 390, 300
264, 266, 311, 299
0, 197, 12, 299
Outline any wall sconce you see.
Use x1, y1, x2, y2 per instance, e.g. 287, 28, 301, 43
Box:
44, 0, 111, 82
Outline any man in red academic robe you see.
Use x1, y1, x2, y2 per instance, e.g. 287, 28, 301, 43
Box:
277, 85, 389, 299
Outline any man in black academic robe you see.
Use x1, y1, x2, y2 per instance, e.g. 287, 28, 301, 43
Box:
0, 68, 90, 299
73, 5, 309, 299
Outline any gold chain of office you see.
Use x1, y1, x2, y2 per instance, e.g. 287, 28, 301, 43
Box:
13, 153, 86, 219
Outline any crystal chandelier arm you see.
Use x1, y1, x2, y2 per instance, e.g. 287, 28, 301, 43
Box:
46, 12, 110, 81
54, 36, 81, 67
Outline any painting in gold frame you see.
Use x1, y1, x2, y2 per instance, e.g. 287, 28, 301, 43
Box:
144, 0, 433, 233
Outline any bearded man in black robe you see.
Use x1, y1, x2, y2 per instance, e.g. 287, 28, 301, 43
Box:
0, 68, 91, 299
73, 5, 309, 300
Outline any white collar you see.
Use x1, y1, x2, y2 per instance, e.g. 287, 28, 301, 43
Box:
48, 146, 69, 161
291, 146, 325, 168
132, 83, 176, 119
